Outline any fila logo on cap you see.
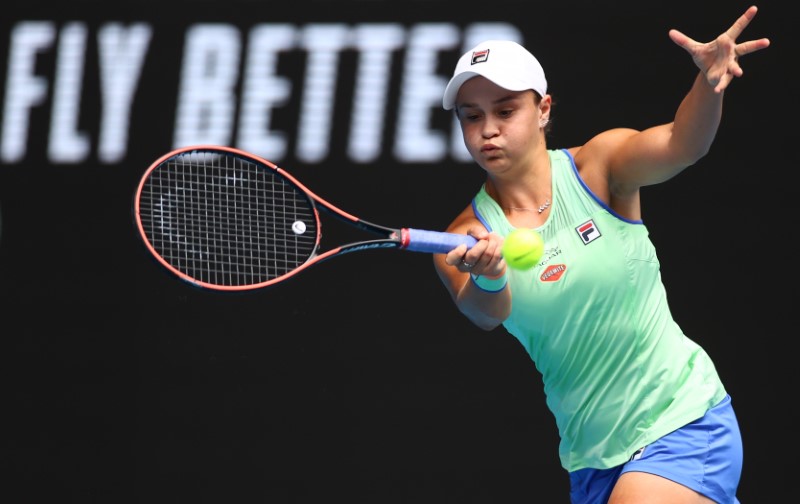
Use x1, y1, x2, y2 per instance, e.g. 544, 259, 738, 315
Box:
471, 49, 490, 65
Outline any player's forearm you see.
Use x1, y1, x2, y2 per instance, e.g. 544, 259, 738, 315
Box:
456, 278, 511, 330
670, 72, 725, 164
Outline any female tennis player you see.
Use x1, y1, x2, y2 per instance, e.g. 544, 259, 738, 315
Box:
433, 6, 769, 503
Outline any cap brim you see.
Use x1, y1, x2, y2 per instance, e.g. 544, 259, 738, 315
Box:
442, 71, 480, 110
442, 70, 536, 110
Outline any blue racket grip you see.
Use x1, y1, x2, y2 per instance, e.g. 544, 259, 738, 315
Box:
402, 228, 478, 254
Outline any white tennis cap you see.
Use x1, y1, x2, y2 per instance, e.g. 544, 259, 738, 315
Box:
442, 40, 547, 110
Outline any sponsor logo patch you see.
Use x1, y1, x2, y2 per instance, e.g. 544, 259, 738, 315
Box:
471, 49, 490, 65
576, 219, 601, 245
540, 264, 566, 282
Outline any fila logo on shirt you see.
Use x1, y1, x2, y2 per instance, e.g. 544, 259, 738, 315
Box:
576, 219, 601, 245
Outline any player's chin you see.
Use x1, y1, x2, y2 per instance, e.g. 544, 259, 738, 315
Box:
479, 155, 510, 172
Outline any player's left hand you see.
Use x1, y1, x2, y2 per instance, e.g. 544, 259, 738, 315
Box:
669, 5, 770, 93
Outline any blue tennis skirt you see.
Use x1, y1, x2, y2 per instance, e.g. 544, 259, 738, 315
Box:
569, 394, 743, 504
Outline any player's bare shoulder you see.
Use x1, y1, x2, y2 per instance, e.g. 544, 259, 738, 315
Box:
446, 202, 482, 235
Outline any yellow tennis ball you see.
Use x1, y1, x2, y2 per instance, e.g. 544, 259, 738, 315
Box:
502, 228, 544, 270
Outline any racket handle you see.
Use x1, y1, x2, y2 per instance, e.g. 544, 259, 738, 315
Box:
401, 228, 478, 254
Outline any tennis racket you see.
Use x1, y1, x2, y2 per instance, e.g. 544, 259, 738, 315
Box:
134, 145, 477, 291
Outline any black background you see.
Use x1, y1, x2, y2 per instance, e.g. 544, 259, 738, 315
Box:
2, 1, 793, 503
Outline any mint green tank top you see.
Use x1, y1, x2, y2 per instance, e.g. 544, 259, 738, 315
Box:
473, 149, 727, 471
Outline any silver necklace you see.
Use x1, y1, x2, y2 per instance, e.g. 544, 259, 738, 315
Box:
506, 198, 551, 214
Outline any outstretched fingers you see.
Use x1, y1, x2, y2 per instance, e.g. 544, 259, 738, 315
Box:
727, 5, 771, 57
670, 5, 769, 93
734, 37, 771, 58
668, 28, 695, 52
726, 5, 759, 41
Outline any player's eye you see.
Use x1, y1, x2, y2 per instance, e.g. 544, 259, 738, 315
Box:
458, 110, 481, 122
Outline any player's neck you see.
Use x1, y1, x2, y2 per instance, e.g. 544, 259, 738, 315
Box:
487, 154, 552, 215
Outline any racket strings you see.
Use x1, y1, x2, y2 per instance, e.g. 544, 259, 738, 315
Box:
138, 150, 318, 287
